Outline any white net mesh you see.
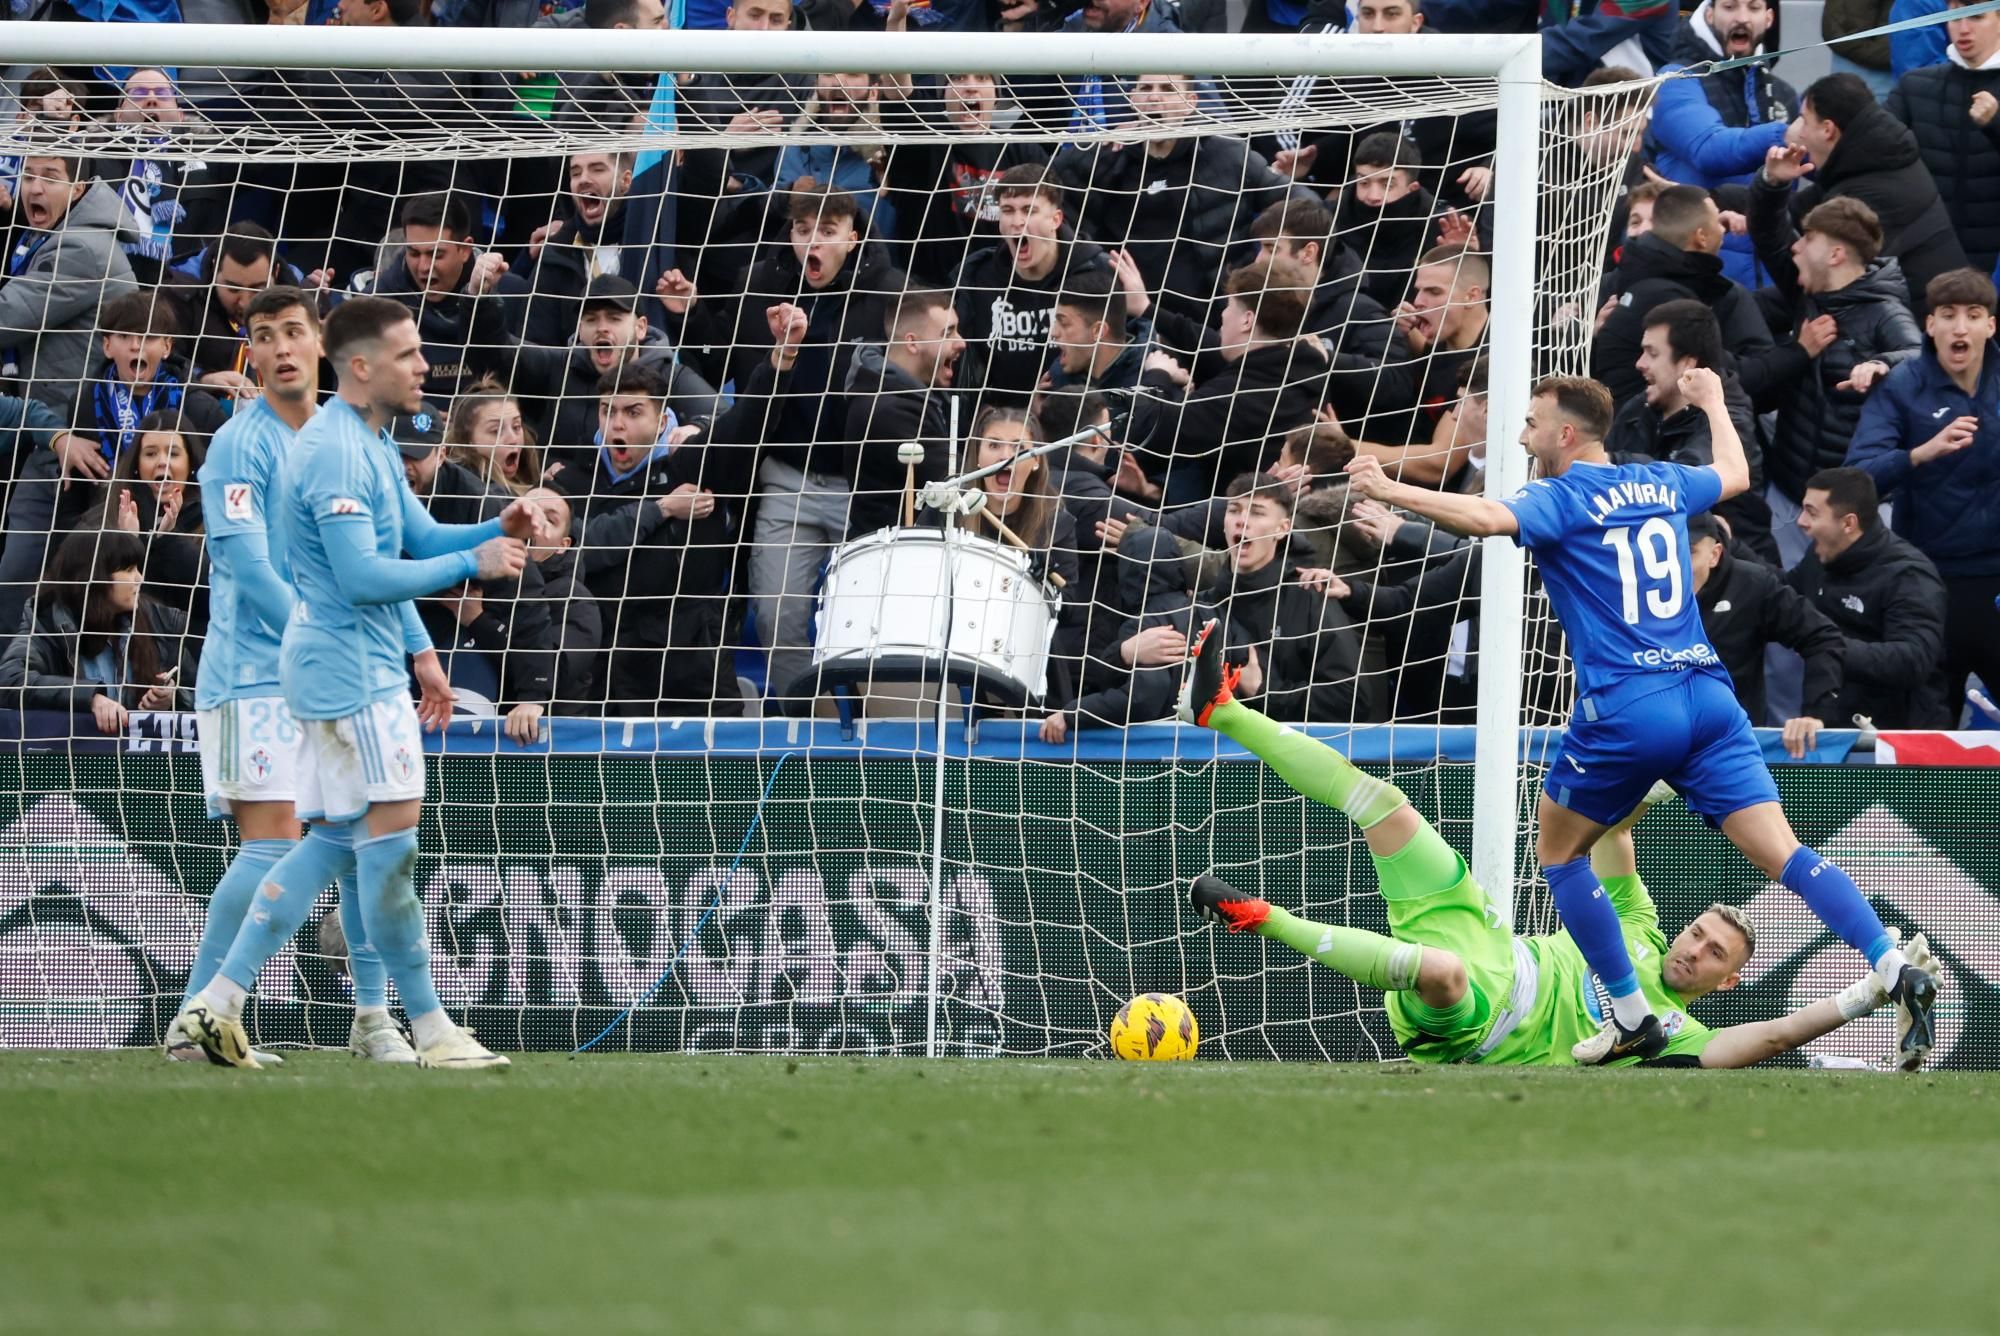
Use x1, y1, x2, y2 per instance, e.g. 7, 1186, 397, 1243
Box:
0, 45, 1653, 1055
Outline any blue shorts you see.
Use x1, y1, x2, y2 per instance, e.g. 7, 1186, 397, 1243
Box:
1544, 670, 1780, 827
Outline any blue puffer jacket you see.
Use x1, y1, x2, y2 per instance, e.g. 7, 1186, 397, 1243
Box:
1845, 344, 2000, 578
1648, 5, 1799, 287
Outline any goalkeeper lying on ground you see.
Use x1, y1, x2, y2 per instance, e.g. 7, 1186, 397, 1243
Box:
1177, 621, 1937, 1068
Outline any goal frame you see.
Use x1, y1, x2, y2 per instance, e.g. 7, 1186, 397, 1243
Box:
2, 20, 1542, 932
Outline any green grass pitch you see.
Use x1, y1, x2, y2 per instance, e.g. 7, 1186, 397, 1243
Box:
3, 1052, 1997, 1335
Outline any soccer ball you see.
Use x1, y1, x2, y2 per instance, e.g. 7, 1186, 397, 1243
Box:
1109, 993, 1199, 1061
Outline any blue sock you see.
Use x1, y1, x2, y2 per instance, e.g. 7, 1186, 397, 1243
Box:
1544, 857, 1644, 1005
186, 839, 293, 1004
351, 825, 442, 1019
216, 826, 349, 992
325, 830, 388, 1009
1781, 846, 1894, 964
338, 886, 389, 1009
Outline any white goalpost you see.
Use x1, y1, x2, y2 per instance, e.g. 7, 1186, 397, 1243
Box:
0, 22, 1644, 1056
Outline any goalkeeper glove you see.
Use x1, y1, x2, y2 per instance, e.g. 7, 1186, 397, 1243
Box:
1835, 927, 1902, 1021
1832, 929, 1942, 1022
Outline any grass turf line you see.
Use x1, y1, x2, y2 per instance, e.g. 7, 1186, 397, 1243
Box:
1, 1052, 1995, 1336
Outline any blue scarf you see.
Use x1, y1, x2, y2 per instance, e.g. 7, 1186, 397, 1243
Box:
3, 231, 52, 376
1069, 6, 1148, 135
117, 151, 186, 264
92, 372, 185, 463
7, 229, 48, 278
633, 0, 686, 179
596, 407, 681, 485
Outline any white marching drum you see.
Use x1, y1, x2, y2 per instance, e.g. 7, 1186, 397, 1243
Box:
813, 526, 1059, 703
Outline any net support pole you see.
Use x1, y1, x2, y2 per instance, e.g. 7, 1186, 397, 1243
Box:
923, 397, 963, 1060
924, 650, 950, 1060
1468, 44, 1542, 929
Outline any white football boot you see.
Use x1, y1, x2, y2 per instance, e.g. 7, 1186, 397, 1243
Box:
415, 1024, 510, 1070
350, 1013, 420, 1064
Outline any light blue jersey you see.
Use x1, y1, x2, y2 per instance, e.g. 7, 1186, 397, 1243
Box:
272, 396, 499, 720
195, 398, 298, 710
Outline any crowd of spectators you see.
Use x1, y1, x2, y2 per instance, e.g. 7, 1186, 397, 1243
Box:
0, 0, 1995, 744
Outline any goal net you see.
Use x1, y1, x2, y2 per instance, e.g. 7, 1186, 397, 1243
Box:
0, 26, 1651, 1058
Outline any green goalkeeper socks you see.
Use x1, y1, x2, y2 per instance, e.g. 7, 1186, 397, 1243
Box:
1257, 905, 1424, 993
1207, 700, 1407, 829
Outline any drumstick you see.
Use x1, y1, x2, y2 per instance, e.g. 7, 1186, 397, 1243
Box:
985, 515, 1068, 590
897, 442, 924, 527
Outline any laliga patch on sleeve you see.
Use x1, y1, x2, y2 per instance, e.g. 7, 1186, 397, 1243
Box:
223, 482, 254, 522
329, 497, 367, 516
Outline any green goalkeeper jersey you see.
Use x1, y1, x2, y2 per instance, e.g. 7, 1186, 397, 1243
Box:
1461, 873, 1714, 1068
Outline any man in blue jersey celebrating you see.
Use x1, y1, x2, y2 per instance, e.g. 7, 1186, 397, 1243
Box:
173, 295, 539, 1071
1337, 367, 1938, 1068
168, 285, 417, 1068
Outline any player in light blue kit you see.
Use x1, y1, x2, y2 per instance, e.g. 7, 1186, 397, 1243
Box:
1345, 368, 1938, 1069
173, 296, 539, 1070
166, 285, 417, 1067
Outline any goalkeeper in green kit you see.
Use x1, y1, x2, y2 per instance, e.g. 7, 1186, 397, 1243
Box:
1177, 621, 1938, 1068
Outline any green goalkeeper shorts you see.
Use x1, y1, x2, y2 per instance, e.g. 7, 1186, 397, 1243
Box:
1374, 826, 1516, 1064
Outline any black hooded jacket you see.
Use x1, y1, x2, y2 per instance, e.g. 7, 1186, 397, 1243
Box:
878, 91, 1052, 287
1783, 523, 1952, 727
677, 238, 905, 477
1051, 446, 1157, 670
951, 237, 1111, 402
1592, 231, 1776, 406
841, 343, 958, 539
1604, 375, 1782, 564
1695, 542, 1845, 724
1063, 523, 1208, 729
1147, 340, 1327, 504
1739, 254, 1925, 503
1306, 251, 1417, 426
480, 321, 723, 467
1202, 554, 1371, 724
1604, 370, 1762, 486
1773, 100, 1968, 309
1052, 134, 1310, 322
518, 201, 642, 348
361, 249, 530, 403
1331, 184, 1440, 311
1886, 59, 2000, 273
522, 545, 603, 713
565, 358, 783, 644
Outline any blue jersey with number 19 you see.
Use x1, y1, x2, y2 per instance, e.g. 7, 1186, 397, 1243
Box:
1499, 459, 1727, 701
194, 397, 296, 711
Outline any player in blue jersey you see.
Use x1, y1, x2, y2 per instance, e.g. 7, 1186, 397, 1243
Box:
172, 296, 540, 1070
1342, 368, 1938, 1069
166, 285, 418, 1068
